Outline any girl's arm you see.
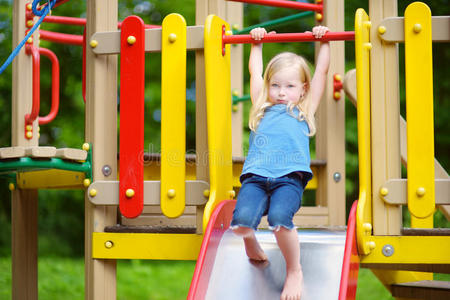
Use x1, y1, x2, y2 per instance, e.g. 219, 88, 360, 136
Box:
249, 28, 266, 105
309, 26, 330, 115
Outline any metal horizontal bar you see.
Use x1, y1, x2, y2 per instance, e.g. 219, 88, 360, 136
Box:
223, 31, 355, 45
90, 25, 204, 55
227, 0, 323, 13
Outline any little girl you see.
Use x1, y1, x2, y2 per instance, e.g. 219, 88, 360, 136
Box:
230, 26, 330, 300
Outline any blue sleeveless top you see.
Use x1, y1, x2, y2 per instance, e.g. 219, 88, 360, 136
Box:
241, 104, 313, 183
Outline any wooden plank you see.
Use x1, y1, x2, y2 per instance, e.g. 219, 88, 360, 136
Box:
11, 1, 38, 299
315, 0, 346, 225
0, 146, 25, 159
121, 215, 198, 227
90, 26, 204, 55
25, 146, 56, 158
85, 1, 118, 299
379, 16, 450, 43
55, 148, 87, 161
392, 280, 450, 299
381, 179, 449, 205
88, 180, 209, 206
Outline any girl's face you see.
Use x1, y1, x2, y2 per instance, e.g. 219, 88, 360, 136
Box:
268, 67, 305, 105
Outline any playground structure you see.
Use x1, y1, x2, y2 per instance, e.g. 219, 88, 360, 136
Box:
2, 0, 449, 299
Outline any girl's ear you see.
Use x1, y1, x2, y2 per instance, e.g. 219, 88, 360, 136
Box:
303, 82, 309, 91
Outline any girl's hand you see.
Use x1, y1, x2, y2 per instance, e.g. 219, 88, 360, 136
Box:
311, 26, 330, 39
250, 27, 267, 41
250, 27, 276, 41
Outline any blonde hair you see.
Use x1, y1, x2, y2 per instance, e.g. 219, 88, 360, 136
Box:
249, 52, 316, 136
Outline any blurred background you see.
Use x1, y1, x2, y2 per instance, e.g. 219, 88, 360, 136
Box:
0, 0, 448, 299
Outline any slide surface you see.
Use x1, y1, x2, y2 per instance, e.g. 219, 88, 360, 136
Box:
204, 228, 346, 300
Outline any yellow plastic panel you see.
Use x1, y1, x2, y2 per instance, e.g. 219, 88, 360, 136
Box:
404, 2, 435, 228
354, 9, 373, 256
161, 13, 187, 218
17, 169, 85, 189
92, 232, 203, 260
361, 236, 450, 265
203, 15, 234, 232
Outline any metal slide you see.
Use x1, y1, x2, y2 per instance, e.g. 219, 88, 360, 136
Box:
203, 229, 346, 300
188, 200, 358, 300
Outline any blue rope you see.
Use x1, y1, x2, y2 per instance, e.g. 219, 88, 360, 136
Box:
0, 0, 57, 75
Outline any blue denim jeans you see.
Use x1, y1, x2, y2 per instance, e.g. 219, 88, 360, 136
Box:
230, 173, 305, 231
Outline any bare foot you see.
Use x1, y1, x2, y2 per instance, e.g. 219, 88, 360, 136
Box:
280, 268, 303, 300
243, 235, 268, 261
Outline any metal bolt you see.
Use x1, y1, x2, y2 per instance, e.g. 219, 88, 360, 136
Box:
382, 244, 394, 257
126, 188, 135, 198
168, 33, 177, 43
102, 165, 112, 176
378, 26, 387, 35
413, 23, 422, 33
167, 189, 176, 198
416, 187, 426, 197
127, 35, 136, 45
333, 172, 341, 182
105, 241, 114, 249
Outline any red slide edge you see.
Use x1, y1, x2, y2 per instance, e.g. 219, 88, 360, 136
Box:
338, 200, 360, 300
187, 200, 236, 300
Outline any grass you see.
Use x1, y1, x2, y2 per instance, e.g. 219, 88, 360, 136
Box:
0, 256, 423, 300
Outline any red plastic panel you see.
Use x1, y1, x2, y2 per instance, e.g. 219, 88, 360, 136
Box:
188, 200, 236, 300
339, 201, 360, 300
119, 16, 145, 218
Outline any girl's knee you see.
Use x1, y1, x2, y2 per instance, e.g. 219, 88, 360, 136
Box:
232, 226, 254, 237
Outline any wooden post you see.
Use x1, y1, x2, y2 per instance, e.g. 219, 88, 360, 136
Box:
85, 2, 118, 299
11, 1, 38, 299
228, 2, 244, 157
369, 0, 402, 235
315, 0, 346, 225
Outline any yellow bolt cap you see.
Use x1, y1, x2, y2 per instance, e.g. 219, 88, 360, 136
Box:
26, 131, 33, 139
27, 20, 34, 27
26, 125, 33, 131
363, 21, 371, 29
378, 26, 387, 35
167, 189, 176, 198
105, 241, 114, 249
127, 35, 136, 45
363, 223, 372, 231
380, 187, 389, 197
416, 187, 426, 197
8, 183, 15, 191
82, 143, 90, 151
89, 189, 97, 197
168, 33, 177, 43
126, 188, 135, 198
334, 92, 341, 99
364, 43, 372, 50
27, 3, 32, 10
316, 13, 323, 22
367, 241, 376, 250
203, 189, 210, 198
228, 190, 236, 198
27, 37, 33, 44
232, 24, 239, 30
334, 74, 342, 81
83, 179, 91, 188
90, 40, 98, 48
232, 105, 238, 112
413, 23, 422, 33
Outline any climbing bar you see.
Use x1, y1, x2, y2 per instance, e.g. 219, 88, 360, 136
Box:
232, 94, 250, 104
40, 30, 83, 45
227, 0, 322, 13
37, 48, 60, 125
41, 15, 86, 26
24, 45, 60, 126
234, 11, 314, 35
24, 45, 40, 126
119, 15, 145, 219
223, 31, 355, 45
